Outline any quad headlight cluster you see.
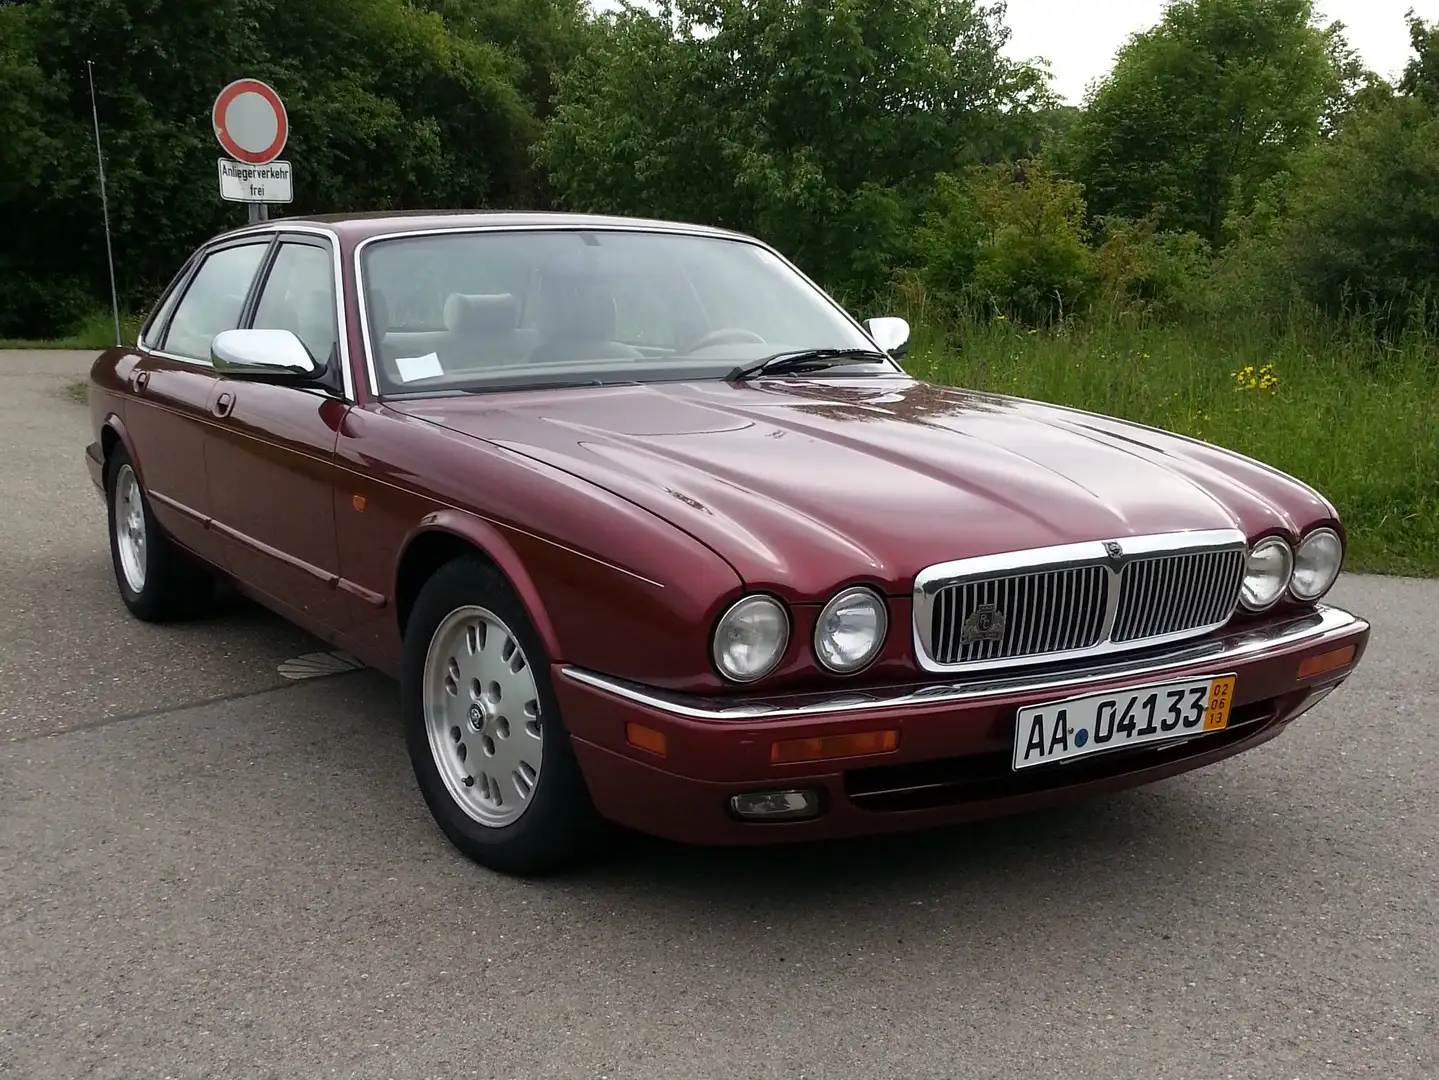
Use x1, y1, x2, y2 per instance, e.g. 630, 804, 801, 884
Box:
1240, 528, 1344, 612
712, 587, 889, 683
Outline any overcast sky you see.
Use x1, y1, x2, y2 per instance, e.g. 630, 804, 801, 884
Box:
1003, 0, 1432, 102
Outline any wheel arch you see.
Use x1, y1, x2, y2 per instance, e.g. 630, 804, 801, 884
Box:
100, 417, 136, 463
394, 510, 563, 661
99, 415, 138, 477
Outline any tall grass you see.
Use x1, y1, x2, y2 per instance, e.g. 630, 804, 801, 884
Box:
900, 308, 1439, 576
0, 309, 145, 350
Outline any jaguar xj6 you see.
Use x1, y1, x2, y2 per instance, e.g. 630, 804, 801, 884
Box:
85, 212, 1371, 873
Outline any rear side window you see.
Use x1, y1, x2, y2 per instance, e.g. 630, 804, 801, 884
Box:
161, 242, 268, 361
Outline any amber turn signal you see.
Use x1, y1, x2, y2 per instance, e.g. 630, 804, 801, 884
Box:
1297, 645, 1357, 680
770, 729, 899, 765
625, 722, 668, 757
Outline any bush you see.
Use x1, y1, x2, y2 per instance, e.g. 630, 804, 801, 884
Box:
969, 161, 1092, 325
0, 269, 96, 340
1092, 216, 1213, 321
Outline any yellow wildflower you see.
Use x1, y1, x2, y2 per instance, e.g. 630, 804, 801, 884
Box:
1231, 363, 1279, 393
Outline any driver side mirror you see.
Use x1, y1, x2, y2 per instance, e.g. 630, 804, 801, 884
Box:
865, 316, 910, 359
211, 329, 322, 379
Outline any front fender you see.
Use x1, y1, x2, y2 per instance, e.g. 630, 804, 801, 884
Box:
398, 509, 565, 661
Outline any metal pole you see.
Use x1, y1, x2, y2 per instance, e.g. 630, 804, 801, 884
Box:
247, 202, 269, 224
86, 60, 122, 348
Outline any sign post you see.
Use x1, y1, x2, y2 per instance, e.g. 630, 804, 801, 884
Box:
212, 78, 290, 221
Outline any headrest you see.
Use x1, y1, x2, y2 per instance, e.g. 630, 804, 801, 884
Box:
444, 293, 520, 335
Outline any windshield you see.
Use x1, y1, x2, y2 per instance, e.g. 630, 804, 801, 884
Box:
358, 228, 891, 394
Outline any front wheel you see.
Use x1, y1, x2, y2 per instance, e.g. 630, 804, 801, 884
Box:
401, 556, 605, 875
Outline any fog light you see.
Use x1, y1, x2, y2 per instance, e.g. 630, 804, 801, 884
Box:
729, 790, 822, 821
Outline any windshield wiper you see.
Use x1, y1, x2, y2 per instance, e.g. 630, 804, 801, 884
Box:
730, 348, 893, 381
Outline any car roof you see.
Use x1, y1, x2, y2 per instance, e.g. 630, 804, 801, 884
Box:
213, 209, 754, 244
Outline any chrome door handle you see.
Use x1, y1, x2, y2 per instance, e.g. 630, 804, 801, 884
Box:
133, 370, 150, 392
212, 392, 234, 419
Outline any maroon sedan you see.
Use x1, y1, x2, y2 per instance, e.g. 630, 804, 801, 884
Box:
86, 211, 1370, 874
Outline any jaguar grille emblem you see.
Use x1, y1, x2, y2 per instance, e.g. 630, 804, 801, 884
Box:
960, 603, 1007, 645
1104, 541, 1124, 560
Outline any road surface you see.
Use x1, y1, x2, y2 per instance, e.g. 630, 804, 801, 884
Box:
1, 350, 1434, 1079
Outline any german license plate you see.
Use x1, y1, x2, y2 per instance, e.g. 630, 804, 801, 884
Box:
1012, 674, 1236, 771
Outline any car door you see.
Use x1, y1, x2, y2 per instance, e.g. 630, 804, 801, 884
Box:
128, 237, 273, 562
204, 233, 354, 633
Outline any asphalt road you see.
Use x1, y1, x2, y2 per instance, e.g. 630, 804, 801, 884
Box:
1, 349, 1434, 1080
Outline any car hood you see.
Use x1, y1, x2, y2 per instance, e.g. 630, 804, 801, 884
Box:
388, 377, 1334, 596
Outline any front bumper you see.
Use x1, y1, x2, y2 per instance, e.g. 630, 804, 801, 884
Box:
556, 605, 1369, 845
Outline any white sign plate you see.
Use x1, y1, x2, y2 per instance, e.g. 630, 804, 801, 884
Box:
218, 159, 293, 204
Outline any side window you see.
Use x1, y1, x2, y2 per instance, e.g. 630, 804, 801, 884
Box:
161, 243, 268, 361
251, 242, 338, 366
139, 253, 199, 349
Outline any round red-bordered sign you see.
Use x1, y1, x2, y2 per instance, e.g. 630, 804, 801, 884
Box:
212, 78, 288, 165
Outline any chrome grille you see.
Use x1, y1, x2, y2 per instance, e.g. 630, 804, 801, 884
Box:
930, 565, 1110, 666
913, 530, 1248, 673
1111, 549, 1246, 644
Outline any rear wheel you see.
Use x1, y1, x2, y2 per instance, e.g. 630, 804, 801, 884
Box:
105, 446, 213, 621
401, 555, 604, 875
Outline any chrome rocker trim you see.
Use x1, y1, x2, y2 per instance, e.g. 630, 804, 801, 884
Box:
560, 605, 1365, 722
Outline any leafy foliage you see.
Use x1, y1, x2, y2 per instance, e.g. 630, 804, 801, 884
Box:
1065, 0, 1353, 244
2, 0, 1437, 362
912, 161, 1091, 323
538, 0, 1054, 300
0, 0, 587, 336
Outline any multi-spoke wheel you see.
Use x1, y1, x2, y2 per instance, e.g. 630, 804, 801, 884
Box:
401, 555, 603, 875
423, 605, 545, 828
104, 445, 213, 622
114, 464, 148, 594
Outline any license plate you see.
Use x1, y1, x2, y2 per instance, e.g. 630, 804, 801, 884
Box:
1012, 674, 1236, 771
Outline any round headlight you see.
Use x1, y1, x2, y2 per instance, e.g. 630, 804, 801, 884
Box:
1241, 537, 1294, 611
1291, 527, 1343, 601
814, 587, 888, 674
712, 595, 790, 683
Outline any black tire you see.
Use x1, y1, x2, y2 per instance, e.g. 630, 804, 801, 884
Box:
401, 555, 606, 875
104, 446, 214, 622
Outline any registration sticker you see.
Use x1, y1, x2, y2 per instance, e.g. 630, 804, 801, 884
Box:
1012, 674, 1237, 771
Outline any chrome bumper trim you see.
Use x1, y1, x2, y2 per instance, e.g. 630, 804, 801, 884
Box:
560, 605, 1366, 722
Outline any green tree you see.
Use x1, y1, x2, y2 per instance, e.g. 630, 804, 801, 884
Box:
1216, 16, 1439, 334
1399, 9, 1439, 105
0, 0, 565, 337
1066, 0, 1356, 245
539, 0, 1053, 301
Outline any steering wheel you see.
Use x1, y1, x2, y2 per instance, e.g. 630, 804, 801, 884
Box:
683, 327, 767, 352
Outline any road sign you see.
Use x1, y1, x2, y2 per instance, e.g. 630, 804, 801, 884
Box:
218, 159, 293, 203
212, 78, 288, 166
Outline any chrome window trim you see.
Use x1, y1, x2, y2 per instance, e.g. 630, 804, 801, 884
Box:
559, 604, 1364, 722
911, 528, 1249, 675
351, 223, 899, 400
138, 224, 354, 401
